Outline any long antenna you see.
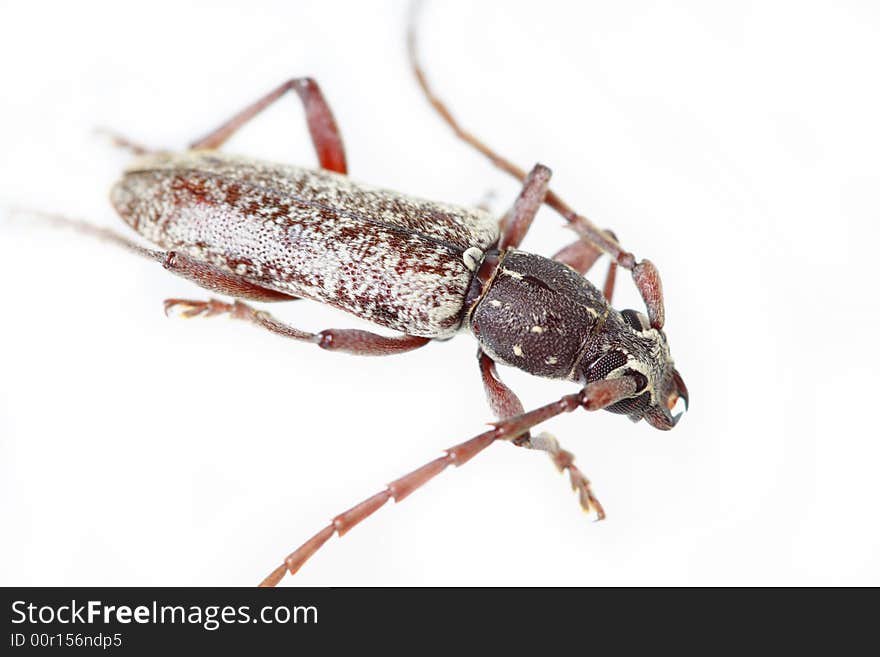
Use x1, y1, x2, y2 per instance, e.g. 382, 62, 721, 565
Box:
405, 1, 632, 270
8, 207, 163, 263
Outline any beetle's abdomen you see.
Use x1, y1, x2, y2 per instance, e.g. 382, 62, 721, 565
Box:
110, 152, 499, 338
470, 250, 609, 379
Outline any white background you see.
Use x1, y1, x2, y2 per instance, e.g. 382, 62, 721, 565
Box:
1, 0, 878, 586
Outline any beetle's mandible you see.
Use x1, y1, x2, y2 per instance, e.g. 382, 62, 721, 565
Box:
32, 9, 688, 586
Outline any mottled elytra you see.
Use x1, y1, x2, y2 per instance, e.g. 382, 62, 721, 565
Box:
35, 11, 688, 586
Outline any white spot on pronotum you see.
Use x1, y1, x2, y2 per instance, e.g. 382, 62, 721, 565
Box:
462, 246, 484, 271
513, 344, 524, 357
235, 264, 247, 275
530, 325, 544, 334
545, 356, 558, 365
489, 300, 502, 308
501, 267, 523, 280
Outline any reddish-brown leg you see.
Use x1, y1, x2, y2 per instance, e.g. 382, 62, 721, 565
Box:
164, 298, 429, 356
552, 239, 602, 276
477, 350, 605, 517
498, 164, 551, 251
600, 229, 619, 303
190, 78, 347, 174
259, 374, 639, 586
530, 432, 606, 518
552, 231, 618, 303
408, 15, 664, 327
161, 252, 297, 302
603, 260, 618, 304
477, 349, 528, 434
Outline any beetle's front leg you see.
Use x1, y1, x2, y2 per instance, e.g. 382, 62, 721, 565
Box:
530, 432, 605, 519
477, 350, 605, 517
552, 229, 619, 303
259, 374, 638, 586
164, 297, 430, 356
190, 78, 347, 174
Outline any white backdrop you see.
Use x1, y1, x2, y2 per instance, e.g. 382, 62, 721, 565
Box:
1, 0, 877, 586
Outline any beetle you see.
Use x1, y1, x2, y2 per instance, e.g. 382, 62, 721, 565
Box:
29, 11, 687, 586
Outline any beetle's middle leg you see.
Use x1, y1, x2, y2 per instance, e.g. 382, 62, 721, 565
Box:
190, 78, 347, 174
164, 297, 430, 356
497, 163, 551, 251
477, 349, 605, 518
408, 14, 664, 328
497, 162, 619, 302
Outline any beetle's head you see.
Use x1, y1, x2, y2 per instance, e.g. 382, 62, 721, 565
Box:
581, 309, 688, 431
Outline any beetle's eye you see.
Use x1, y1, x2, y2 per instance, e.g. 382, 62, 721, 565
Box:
621, 309, 649, 332
585, 350, 627, 382
605, 391, 651, 415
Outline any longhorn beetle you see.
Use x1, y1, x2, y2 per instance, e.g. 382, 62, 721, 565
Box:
29, 9, 688, 586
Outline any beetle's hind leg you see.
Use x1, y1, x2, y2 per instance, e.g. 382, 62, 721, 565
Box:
190, 78, 347, 174
477, 350, 605, 518
164, 297, 430, 356
159, 251, 297, 303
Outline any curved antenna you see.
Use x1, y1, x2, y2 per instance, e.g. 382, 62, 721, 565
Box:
405, 2, 628, 268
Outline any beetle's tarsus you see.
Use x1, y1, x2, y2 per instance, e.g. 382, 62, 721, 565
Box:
533, 431, 605, 520
163, 298, 229, 319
